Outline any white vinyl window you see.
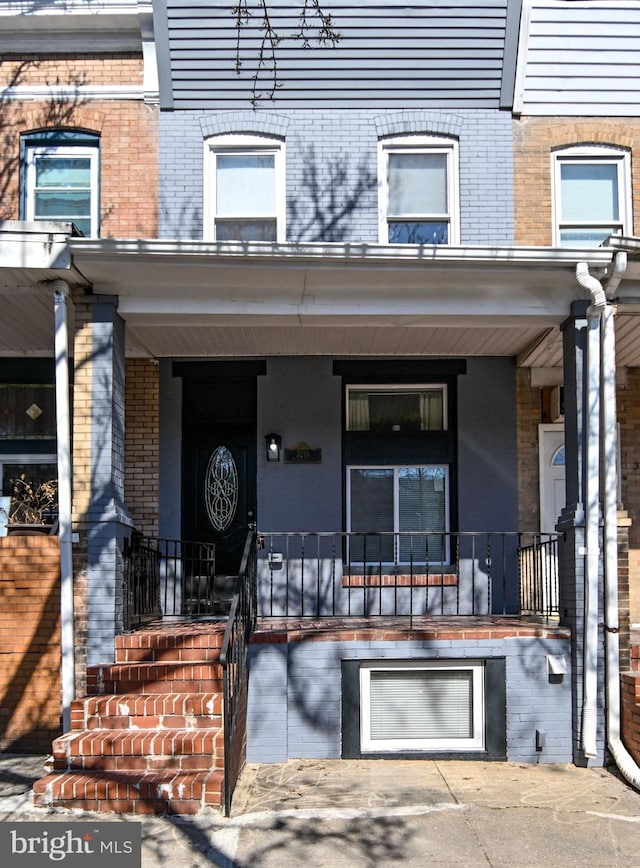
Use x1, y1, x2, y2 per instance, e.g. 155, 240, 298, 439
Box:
347, 465, 449, 563
204, 134, 286, 242
24, 145, 99, 237
379, 136, 459, 244
360, 660, 485, 752
346, 384, 447, 432
552, 146, 631, 247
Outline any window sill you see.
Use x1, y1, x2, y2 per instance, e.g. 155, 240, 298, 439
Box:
342, 574, 458, 588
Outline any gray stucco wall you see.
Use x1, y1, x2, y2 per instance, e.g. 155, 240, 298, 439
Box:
457, 357, 518, 532
159, 109, 514, 246
257, 357, 342, 533
246, 636, 573, 764
158, 355, 518, 542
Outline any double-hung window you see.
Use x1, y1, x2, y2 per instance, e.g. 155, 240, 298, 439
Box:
204, 134, 285, 242
22, 131, 100, 237
379, 136, 459, 245
553, 145, 631, 246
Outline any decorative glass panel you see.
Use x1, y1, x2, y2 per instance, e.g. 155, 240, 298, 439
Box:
551, 445, 565, 467
204, 446, 238, 532
0, 385, 56, 439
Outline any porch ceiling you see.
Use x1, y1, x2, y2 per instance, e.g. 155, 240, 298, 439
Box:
4, 229, 640, 369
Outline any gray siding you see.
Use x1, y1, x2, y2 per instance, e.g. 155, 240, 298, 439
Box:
246, 636, 573, 763
158, 0, 518, 109
515, 0, 640, 116
159, 108, 514, 245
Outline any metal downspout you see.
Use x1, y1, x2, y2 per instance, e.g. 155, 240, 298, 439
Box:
575, 262, 604, 759
52, 281, 75, 732
600, 254, 640, 790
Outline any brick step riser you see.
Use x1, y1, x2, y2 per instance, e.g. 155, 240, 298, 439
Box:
70, 694, 223, 730
53, 730, 224, 759
34, 771, 224, 816
97, 680, 224, 694
114, 648, 223, 664
81, 714, 222, 730
53, 754, 224, 773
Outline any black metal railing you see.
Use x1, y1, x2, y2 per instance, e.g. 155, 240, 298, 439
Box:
219, 528, 258, 817
519, 534, 560, 618
123, 534, 217, 629
258, 531, 560, 621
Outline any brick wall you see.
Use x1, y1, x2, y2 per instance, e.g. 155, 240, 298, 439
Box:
160, 108, 514, 245
516, 368, 541, 531
617, 370, 640, 625
0, 536, 61, 752
621, 672, 640, 765
0, 57, 158, 238
513, 117, 640, 246
125, 359, 160, 537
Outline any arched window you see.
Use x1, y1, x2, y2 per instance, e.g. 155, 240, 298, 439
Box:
552, 145, 631, 247
203, 133, 286, 242
21, 129, 100, 237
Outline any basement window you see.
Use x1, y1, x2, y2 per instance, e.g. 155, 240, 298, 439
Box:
360, 660, 485, 752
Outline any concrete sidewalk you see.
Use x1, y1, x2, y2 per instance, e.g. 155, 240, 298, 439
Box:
1, 754, 640, 866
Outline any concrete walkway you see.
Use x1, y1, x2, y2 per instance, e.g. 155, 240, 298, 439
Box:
1, 754, 640, 866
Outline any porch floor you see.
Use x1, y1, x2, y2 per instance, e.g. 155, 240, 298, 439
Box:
129, 615, 568, 643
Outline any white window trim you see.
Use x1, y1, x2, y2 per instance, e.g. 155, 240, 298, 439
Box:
378, 135, 460, 245
360, 660, 485, 752
346, 464, 450, 564
345, 382, 448, 432
203, 133, 286, 243
551, 145, 632, 247
24, 144, 99, 237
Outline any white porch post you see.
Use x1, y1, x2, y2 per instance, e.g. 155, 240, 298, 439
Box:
53, 281, 75, 733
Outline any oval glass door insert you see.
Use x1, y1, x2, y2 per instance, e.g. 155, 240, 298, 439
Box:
205, 446, 238, 532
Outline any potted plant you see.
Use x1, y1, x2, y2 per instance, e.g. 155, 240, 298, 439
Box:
7, 475, 58, 534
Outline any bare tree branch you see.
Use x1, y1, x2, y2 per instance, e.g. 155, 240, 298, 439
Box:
232, 0, 339, 103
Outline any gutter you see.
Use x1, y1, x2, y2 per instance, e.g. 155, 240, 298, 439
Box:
575, 258, 640, 789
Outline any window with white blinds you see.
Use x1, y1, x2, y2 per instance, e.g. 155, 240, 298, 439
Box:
553, 146, 631, 247
360, 661, 484, 751
347, 466, 449, 563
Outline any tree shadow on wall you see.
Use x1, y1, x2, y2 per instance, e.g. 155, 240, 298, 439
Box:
289, 145, 377, 242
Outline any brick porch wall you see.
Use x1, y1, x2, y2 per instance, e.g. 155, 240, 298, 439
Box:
0, 536, 61, 752
124, 359, 160, 538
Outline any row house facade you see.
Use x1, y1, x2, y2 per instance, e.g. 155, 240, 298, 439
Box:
1, 0, 640, 814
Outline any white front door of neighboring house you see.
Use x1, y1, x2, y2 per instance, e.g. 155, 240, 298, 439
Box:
538, 424, 566, 533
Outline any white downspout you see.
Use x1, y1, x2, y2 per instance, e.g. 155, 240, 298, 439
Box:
575, 262, 604, 758
601, 254, 640, 790
52, 281, 75, 733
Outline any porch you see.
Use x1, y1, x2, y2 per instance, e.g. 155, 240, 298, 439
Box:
124, 529, 561, 627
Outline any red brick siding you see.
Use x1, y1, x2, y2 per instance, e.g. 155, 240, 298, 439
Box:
0, 536, 62, 752
125, 359, 159, 537
0, 58, 157, 237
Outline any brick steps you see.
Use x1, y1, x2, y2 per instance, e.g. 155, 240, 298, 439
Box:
70, 692, 223, 730
35, 623, 229, 815
33, 768, 224, 815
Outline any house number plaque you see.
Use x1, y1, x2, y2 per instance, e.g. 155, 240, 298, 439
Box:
284, 442, 322, 464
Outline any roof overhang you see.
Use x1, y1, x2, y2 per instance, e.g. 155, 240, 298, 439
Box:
4, 225, 638, 365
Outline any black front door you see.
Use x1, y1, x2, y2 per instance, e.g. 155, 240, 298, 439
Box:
181, 375, 257, 577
